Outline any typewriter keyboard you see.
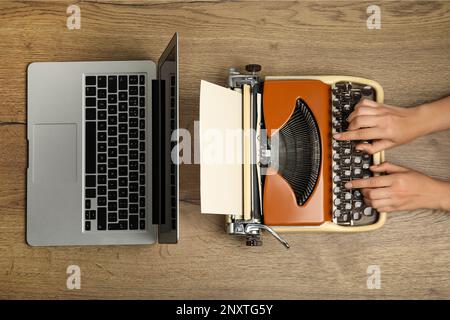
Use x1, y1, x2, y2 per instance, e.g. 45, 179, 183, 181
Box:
331, 82, 378, 226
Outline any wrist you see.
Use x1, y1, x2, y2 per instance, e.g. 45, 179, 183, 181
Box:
413, 104, 435, 137
435, 180, 450, 211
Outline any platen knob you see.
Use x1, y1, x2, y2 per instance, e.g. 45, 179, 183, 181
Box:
245, 64, 262, 73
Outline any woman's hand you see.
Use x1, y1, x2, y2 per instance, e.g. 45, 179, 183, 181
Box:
344, 162, 450, 212
333, 99, 428, 154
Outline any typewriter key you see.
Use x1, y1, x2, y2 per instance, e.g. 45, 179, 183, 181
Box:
333, 164, 341, 173
332, 98, 341, 107
353, 212, 361, 220
333, 209, 342, 217
343, 157, 351, 165
362, 162, 370, 170
353, 156, 362, 164
344, 192, 352, 201
336, 82, 347, 89
344, 203, 352, 210
363, 207, 374, 216
333, 153, 341, 161
333, 141, 340, 150
343, 104, 351, 112
333, 175, 341, 183
333, 186, 341, 194
354, 201, 363, 209
332, 87, 340, 96
344, 169, 351, 177
362, 86, 373, 96
353, 190, 362, 199
354, 168, 362, 176
334, 198, 341, 206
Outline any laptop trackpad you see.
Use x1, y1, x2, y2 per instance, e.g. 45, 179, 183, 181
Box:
32, 123, 78, 184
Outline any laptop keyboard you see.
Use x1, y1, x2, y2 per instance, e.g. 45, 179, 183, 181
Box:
84, 74, 147, 232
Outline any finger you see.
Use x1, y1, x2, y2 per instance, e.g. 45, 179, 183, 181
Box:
355, 140, 393, 154
355, 98, 380, 109
377, 206, 396, 213
345, 175, 392, 189
361, 187, 392, 200
347, 106, 381, 123
371, 198, 394, 209
347, 115, 380, 131
370, 162, 410, 173
333, 128, 383, 141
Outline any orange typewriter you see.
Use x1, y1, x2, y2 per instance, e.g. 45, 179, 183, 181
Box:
199, 65, 386, 248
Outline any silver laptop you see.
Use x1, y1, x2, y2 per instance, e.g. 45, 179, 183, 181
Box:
26, 33, 179, 246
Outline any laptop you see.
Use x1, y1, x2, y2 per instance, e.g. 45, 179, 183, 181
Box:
26, 33, 179, 246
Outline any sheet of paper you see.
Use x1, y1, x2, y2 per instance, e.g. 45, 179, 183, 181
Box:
199, 80, 243, 215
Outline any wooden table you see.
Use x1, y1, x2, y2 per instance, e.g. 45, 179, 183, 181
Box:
1, 0, 449, 299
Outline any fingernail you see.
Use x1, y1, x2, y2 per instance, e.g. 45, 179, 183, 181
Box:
333, 133, 341, 139
345, 182, 352, 189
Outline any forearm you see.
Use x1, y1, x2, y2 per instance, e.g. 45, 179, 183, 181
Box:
416, 96, 450, 135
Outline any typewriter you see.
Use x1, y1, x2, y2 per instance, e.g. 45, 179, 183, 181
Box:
199, 65, 386, 248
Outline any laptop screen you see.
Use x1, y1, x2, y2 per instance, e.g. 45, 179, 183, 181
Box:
154, 33, 179, 243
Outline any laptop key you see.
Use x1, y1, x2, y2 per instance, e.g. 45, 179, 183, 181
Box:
119, 155, 128, 165
98, 185, 106, 195
86, 175, 96, 187
119, 199, 128, 208
98, 89, 106, 99
98, 175, 107, 185
119, 177, 128, 186
86, 86, 96, 96
139, 75, 145, 85
129, 75, 138, 85
97, 196, 106, 206
108, 76, 117, 93
97, 207, 107, 230
86, 108, 96, 120
85, 199, 91, 209
119, 102, 127, 111
97, 97, 106, 109
85, 188, 96, 198
119, 210, 128, 220
129, 97, 138, 106
85, 76, 96, 86
108, 179, 117, 189
119, 188, 128, 197
129, 86, 138, 95
108, 212, 117, 222
129, 215, 138, 230
98, 110, 107, 120
98, 142, 107, 152
119, 91, 128, 101
97, 76, 106, 88
85, 221, 91, 231
85, 97, 96, 107
139, 220, 145, 230
98, 121, 107, 131
119, 75, 128, 90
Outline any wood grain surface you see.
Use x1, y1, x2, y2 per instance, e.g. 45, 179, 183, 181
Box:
0, 0, 450, 299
